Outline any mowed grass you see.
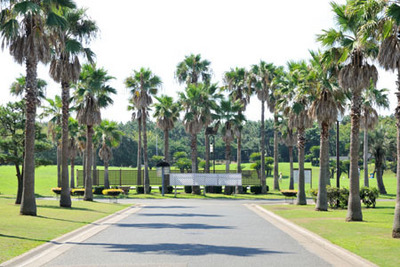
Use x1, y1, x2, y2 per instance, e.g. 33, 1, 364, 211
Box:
0, 196, 129, 264
262, 203, 400, 267
0, 163, 397, 198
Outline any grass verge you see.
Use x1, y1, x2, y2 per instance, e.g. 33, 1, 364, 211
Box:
262, 203, 400, 267
0, 196, 130, 264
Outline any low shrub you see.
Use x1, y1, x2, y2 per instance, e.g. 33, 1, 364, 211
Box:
102, 189, 123, 197
184, 186, 192, 194
224, 186, 235, 195
158, 185, 174, 194
309, 188, 318, 202
242, 186, 248, 194
93, 186, 105, 195
360, 187, 379, 208
136, 186, 152, 194
250, 185, 262, 194
205, 186, 223, 194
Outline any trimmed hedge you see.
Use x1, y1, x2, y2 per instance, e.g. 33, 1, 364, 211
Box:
93, 186, 105, 195
158, 185, 174, 194
102, 189, 124, 196
205, 186, 223, 194
136, 186, 152, 194
250, 185, 269, 194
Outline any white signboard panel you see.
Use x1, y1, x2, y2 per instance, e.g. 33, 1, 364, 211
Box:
293, 169, 312, 185
170, 173, 242, 186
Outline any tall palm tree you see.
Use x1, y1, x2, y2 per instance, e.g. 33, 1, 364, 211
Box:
49, 6, 97, 208
10, 75, 47, 100
0, 0, 73, 215
369, 126, 389, 195
377, 1, 400, 238
361, 86, 389, 187
42, 96, 62, 187
224, 67, 251, 175
308, 50, 345, 211
153, 95, 181, 163
318, 1, 379, 221
249, 62, 279, 192
280, 60, 313, 205
125, 68, 162, 194
176, 53, 212, 86
279, 119, 297, 190
98, 120, 123, 189
74, 64, 116, 201
128, 100, 144, 185
179, 83, 218, 194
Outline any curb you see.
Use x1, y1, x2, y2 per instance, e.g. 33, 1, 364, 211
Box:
245, 204, 377, 267
1, 204, 143, 267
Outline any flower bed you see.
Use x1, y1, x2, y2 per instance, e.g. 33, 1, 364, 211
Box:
102, 189, 124, 197
71, 188, 85, 196
281, 190, 297, 197
51, 187, 62, 195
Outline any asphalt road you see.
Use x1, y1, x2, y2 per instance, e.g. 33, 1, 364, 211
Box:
43, 199, 329, 267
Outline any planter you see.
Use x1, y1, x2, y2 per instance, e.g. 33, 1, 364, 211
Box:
281, 190, 297, 197
71, 188, 85, 196
102, 189, 124, 197
51, 187, 61, 195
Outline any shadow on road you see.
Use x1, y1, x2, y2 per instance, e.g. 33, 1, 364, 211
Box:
138, 213, 223, 218
67, 242, 288, 256
112, 223, 234, 230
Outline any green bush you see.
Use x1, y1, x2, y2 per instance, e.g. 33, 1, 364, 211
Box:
309, 188, 318, 202
224, 186, 235, 195
242, 186, 248, 194
184, 186, 192, 194
93, 186, 105, 195
250, 185, 268, 194
158, 185, 173, 194
102, 189, 123, 196
360, 187, 379, 208
136, 186, 152, 194
205, 186, 222, 194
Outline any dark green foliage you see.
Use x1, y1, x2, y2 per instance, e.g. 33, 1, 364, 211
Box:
250, 185, 268, 194
360, 187, 379, 208
136, 186, 152, 194
205, 186, 222, 193
224, 186, 235, 195
184, 186, 192, 194
158, 185, 173, 194
93, 186, 105, 195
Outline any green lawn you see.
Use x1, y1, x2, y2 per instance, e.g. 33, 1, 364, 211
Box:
0, 196, 129, 264
262, 203, 400, 267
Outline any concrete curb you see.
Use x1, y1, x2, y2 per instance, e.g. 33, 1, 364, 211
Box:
1, 204, 143, 267
245, 204, 377, 267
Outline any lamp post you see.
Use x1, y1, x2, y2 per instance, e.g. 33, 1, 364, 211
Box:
336, 113, 343, 188
156, 160, 170, 196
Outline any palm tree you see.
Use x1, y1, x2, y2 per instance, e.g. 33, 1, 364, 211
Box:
125, 68, 162, 194
224, 67, 251, 175
318, 1, 379, 221
377, 1, 400, 238
280, 60, 313, 205
10, 75, 47, 100
179, 83, 218, 194
74, 64, 116, 201
41, 96, 62, 187
249, 62, 280, 192
361, 86, 389, 187
176, 53, 212, 86
153, 95, 181, 163
369, 126, 389, 195
1, 0, 75, 216
49, 7, 97, 208
308, 50, 345, 211
68, 117, 79, 189
98, 120, 123, 189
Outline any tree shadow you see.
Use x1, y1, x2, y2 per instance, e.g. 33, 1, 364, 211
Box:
143, 206, 194, 209
68, 242, 287, 257
113, 223, 234, 230
37, 215, 98, 225
37, 204, 108, 214
0, 233, 59, 244
138, 213, 223, 218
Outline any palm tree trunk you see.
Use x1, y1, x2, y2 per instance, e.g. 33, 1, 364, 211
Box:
205, 132, 210, 173
393, 88, 400, 238
15, 163, 23, 205
164, 129, 170, 185
237, 131, 242, 173
296, 128, 307, 205
104, 160, 110, 189
82, 152, 86, 187
70, 157, 75, 188
346, 91, 363, 221
20, 57, 38, 216
375, 158, 387, 194
191, 133, 201, 194
137, 117, 142, 185
225, 142, 231, 173
57, 144, 61, 187
273, 113, 280, 191
142, 109, 150, 194
60, 81, 71, 207
261, 100, 266, 193
364, 114, 369, 187
316, 122, 329, 211
84, 125, 94, 201
289, 146, 294, 190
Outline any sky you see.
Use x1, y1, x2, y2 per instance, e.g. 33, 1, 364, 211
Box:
0, 0, 397, 123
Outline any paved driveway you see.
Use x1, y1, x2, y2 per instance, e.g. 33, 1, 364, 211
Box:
43, 199, 329, 267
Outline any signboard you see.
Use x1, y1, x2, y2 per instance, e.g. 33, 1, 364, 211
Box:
293, 168, 312, 188
170, 173, 242, 186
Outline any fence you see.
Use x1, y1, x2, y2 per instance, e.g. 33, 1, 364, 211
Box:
170, 173, 242, 186
76, 169, 260, 187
